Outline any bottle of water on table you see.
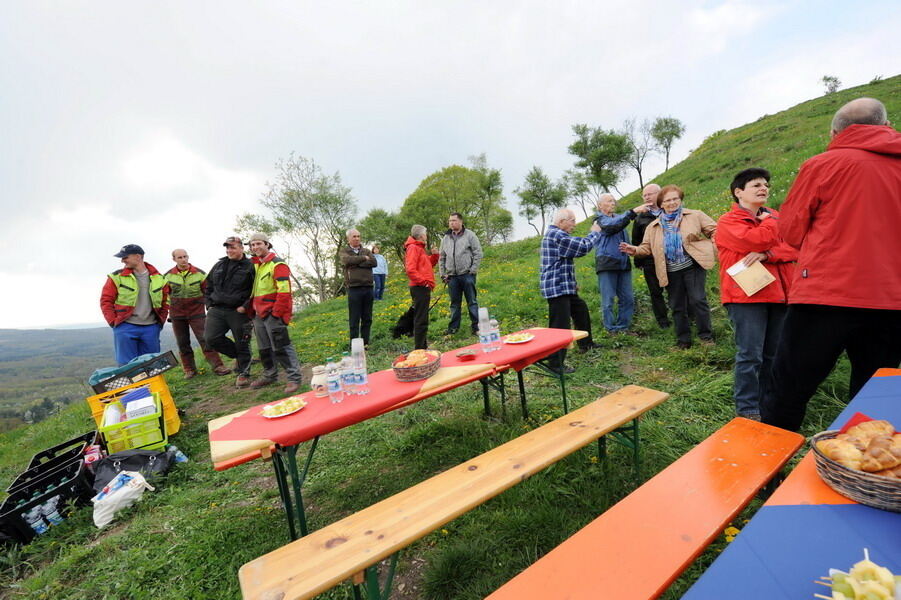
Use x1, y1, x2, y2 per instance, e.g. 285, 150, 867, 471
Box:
478, 307, 494, 353
489, 318, 501, 351
326, 357, 344, 403
340, 351, 357, 395
351, 338, 369, 395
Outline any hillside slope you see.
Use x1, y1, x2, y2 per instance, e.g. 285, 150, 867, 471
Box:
1, 75, 898, 600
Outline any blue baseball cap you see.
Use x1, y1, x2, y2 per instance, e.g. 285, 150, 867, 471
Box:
114, 244, 145, 258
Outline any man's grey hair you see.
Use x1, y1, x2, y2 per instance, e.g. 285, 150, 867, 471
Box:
346, 228, 360, 239
552, 208, 574, 226
410, 224, 427, 239
831, 97, 889, 133
598, 193, 616, 203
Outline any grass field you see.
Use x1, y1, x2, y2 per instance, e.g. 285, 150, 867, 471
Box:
1, 75, 898, 599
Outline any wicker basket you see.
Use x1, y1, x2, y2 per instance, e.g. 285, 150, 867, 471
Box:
392, 354, 441, 382
810, 431, 901, 512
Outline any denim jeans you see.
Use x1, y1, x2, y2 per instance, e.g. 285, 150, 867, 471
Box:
447, 273, 479, 333
725, 303, 787, 417
112, 322, 162, 365
597, 270, 634, 331
373, 274, 386, 300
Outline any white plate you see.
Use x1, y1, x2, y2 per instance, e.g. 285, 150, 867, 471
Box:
504, 333, 535, 344
260, 401, 307, 419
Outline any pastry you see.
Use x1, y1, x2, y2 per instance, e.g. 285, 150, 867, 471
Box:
859, 434, 901, 472
816, 438, 863, 470
845, 419, 895, 443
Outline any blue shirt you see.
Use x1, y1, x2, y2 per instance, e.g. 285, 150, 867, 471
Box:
540, 225, 602, 299
373, 254, 388, 275
594, 210, 636, 272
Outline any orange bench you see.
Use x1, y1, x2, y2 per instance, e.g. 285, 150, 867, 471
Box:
486, 417, 804, 600
238, 385, 668, 600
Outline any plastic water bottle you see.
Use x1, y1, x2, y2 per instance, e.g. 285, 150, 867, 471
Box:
489, 318, 501, 351
478, 307, 494, 353
340, 352, 357, 395
351, 338, 369, 395
41, 495, 64, 526
167, 445, 189, 463
23, 506, 49, 535
326, 357, 344, 403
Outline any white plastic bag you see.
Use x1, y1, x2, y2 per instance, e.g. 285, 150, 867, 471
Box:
91, 470, 155, 529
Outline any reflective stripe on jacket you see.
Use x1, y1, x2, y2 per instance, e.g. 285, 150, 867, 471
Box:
100, 263, 169, 326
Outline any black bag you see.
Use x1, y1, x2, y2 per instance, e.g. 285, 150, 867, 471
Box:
92, 449, 173, 492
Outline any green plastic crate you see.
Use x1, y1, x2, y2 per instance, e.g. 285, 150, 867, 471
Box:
99, 393, 168, 453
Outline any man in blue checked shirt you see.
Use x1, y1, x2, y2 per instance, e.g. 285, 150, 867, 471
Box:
540, 208, 603, 373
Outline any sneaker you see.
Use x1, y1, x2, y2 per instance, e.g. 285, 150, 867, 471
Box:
548, 364, 576, 375
235, 375, 251, 389
739, 412, 762, 422
183, 370, 197, 380
213, 365, 232, 376
444, 328, 458, 336
283, 382, 301, 395
250, 378, 276, 389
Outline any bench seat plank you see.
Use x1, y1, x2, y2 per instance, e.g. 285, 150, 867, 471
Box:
486, 417, 804, 600
239, 385, 668, 600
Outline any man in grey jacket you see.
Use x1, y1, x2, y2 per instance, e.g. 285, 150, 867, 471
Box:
439, 213, 483, 335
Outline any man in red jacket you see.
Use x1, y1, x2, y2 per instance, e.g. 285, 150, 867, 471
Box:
100, 244, 169, 365
400, 224, 439, 350
761, 97, 901, 431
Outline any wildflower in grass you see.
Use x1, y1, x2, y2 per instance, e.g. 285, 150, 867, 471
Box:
441, 529, 449, 535
724, 526, 740, 537
589, 455, 599, 464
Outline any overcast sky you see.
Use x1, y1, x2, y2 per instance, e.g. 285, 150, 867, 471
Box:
1, 1, 898, 329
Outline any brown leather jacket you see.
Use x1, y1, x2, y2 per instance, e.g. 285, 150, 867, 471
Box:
339, 245, 377, 288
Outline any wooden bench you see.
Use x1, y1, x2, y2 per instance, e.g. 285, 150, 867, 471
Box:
238, 385, 668, 600
485, 417, 805, 600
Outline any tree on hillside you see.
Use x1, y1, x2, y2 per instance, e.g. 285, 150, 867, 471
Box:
650, 116, 685, 171
469, 154, 513, 245
237, 154, 356, 303
821, 75, 841, 94
567, 124, 632, 192
563, 169, 605, 218
622, 118, 656, 188
516, 166, 567, 236
399, 163, 513, 248
359, 207, 407, 261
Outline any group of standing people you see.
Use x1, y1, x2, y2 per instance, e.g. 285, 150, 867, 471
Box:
543, 96, 901, 431
100, 233, 303, 394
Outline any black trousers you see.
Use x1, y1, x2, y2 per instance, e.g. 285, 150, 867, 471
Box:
409, 286, 431, 349
204, 306, 253, 376
347, 286, 374, 344
665, 264, 712, 345
761, 304, 901, 431
640, 263, 671, 326
546, 294, 594, 368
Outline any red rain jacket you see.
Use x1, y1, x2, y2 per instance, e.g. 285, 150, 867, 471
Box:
778, 124, 901, 309
404, 236, 439, 288
716, 205, 798, 304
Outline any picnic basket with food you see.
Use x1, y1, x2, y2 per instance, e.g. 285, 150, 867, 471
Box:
811, 418, 901, 512
392, 349, 441, 382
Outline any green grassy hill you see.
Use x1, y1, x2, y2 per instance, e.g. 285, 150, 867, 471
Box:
1, 75, 898, 599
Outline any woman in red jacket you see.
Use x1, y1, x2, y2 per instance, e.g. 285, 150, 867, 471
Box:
403, 224, 439, 349
716, 168, 797, 420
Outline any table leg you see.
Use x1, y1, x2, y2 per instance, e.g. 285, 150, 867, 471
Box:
603, 419, 642, 484
480, 380, 492, 417
272, 436, 320, 540
517, 370, 528, 419
352, 553, 399, 600
528, 359, 570, 413
479, 373, 508, 418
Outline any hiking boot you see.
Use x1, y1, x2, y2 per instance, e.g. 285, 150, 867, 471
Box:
548, 364, 576, 375
250, 377, 276, 389
579, 342, 602, 354
213, 365, 232, 376
444, 328, 458, 336
235, 375, 252, 388
676, 341, 692, 350
284, 382, 301, 395
183, 369, 197, 380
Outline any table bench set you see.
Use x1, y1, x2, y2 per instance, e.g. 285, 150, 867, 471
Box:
205, 329, 892, 600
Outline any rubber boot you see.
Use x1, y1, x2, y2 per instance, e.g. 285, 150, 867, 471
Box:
180, 352, 197, 380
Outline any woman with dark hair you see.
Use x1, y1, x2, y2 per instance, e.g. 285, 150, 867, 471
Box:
620, 185, 717, 348
715, 168, 797, 420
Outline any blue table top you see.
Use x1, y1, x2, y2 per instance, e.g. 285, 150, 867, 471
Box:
683, 373, 901, 599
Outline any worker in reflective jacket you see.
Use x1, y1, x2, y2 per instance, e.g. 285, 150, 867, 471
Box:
100, 244, 169, 365
247, 233, 302, 394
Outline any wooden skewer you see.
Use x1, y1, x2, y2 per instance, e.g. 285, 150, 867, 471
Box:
813, 580, 832, 588
814, 594, 832, 600
820, 575, 833, 580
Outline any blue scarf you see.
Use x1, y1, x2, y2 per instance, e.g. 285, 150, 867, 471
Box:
660, 207, 686, 263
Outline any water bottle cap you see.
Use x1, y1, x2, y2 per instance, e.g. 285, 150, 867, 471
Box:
342, 351, 350, 357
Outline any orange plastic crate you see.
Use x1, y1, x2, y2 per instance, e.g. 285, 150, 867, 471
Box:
85, 374, 180, 436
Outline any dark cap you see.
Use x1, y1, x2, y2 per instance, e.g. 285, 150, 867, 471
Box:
114, 244, 144, 258
223, 236, 243, 247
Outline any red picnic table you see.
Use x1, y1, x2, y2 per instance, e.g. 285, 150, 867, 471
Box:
207, 328, 586, 540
